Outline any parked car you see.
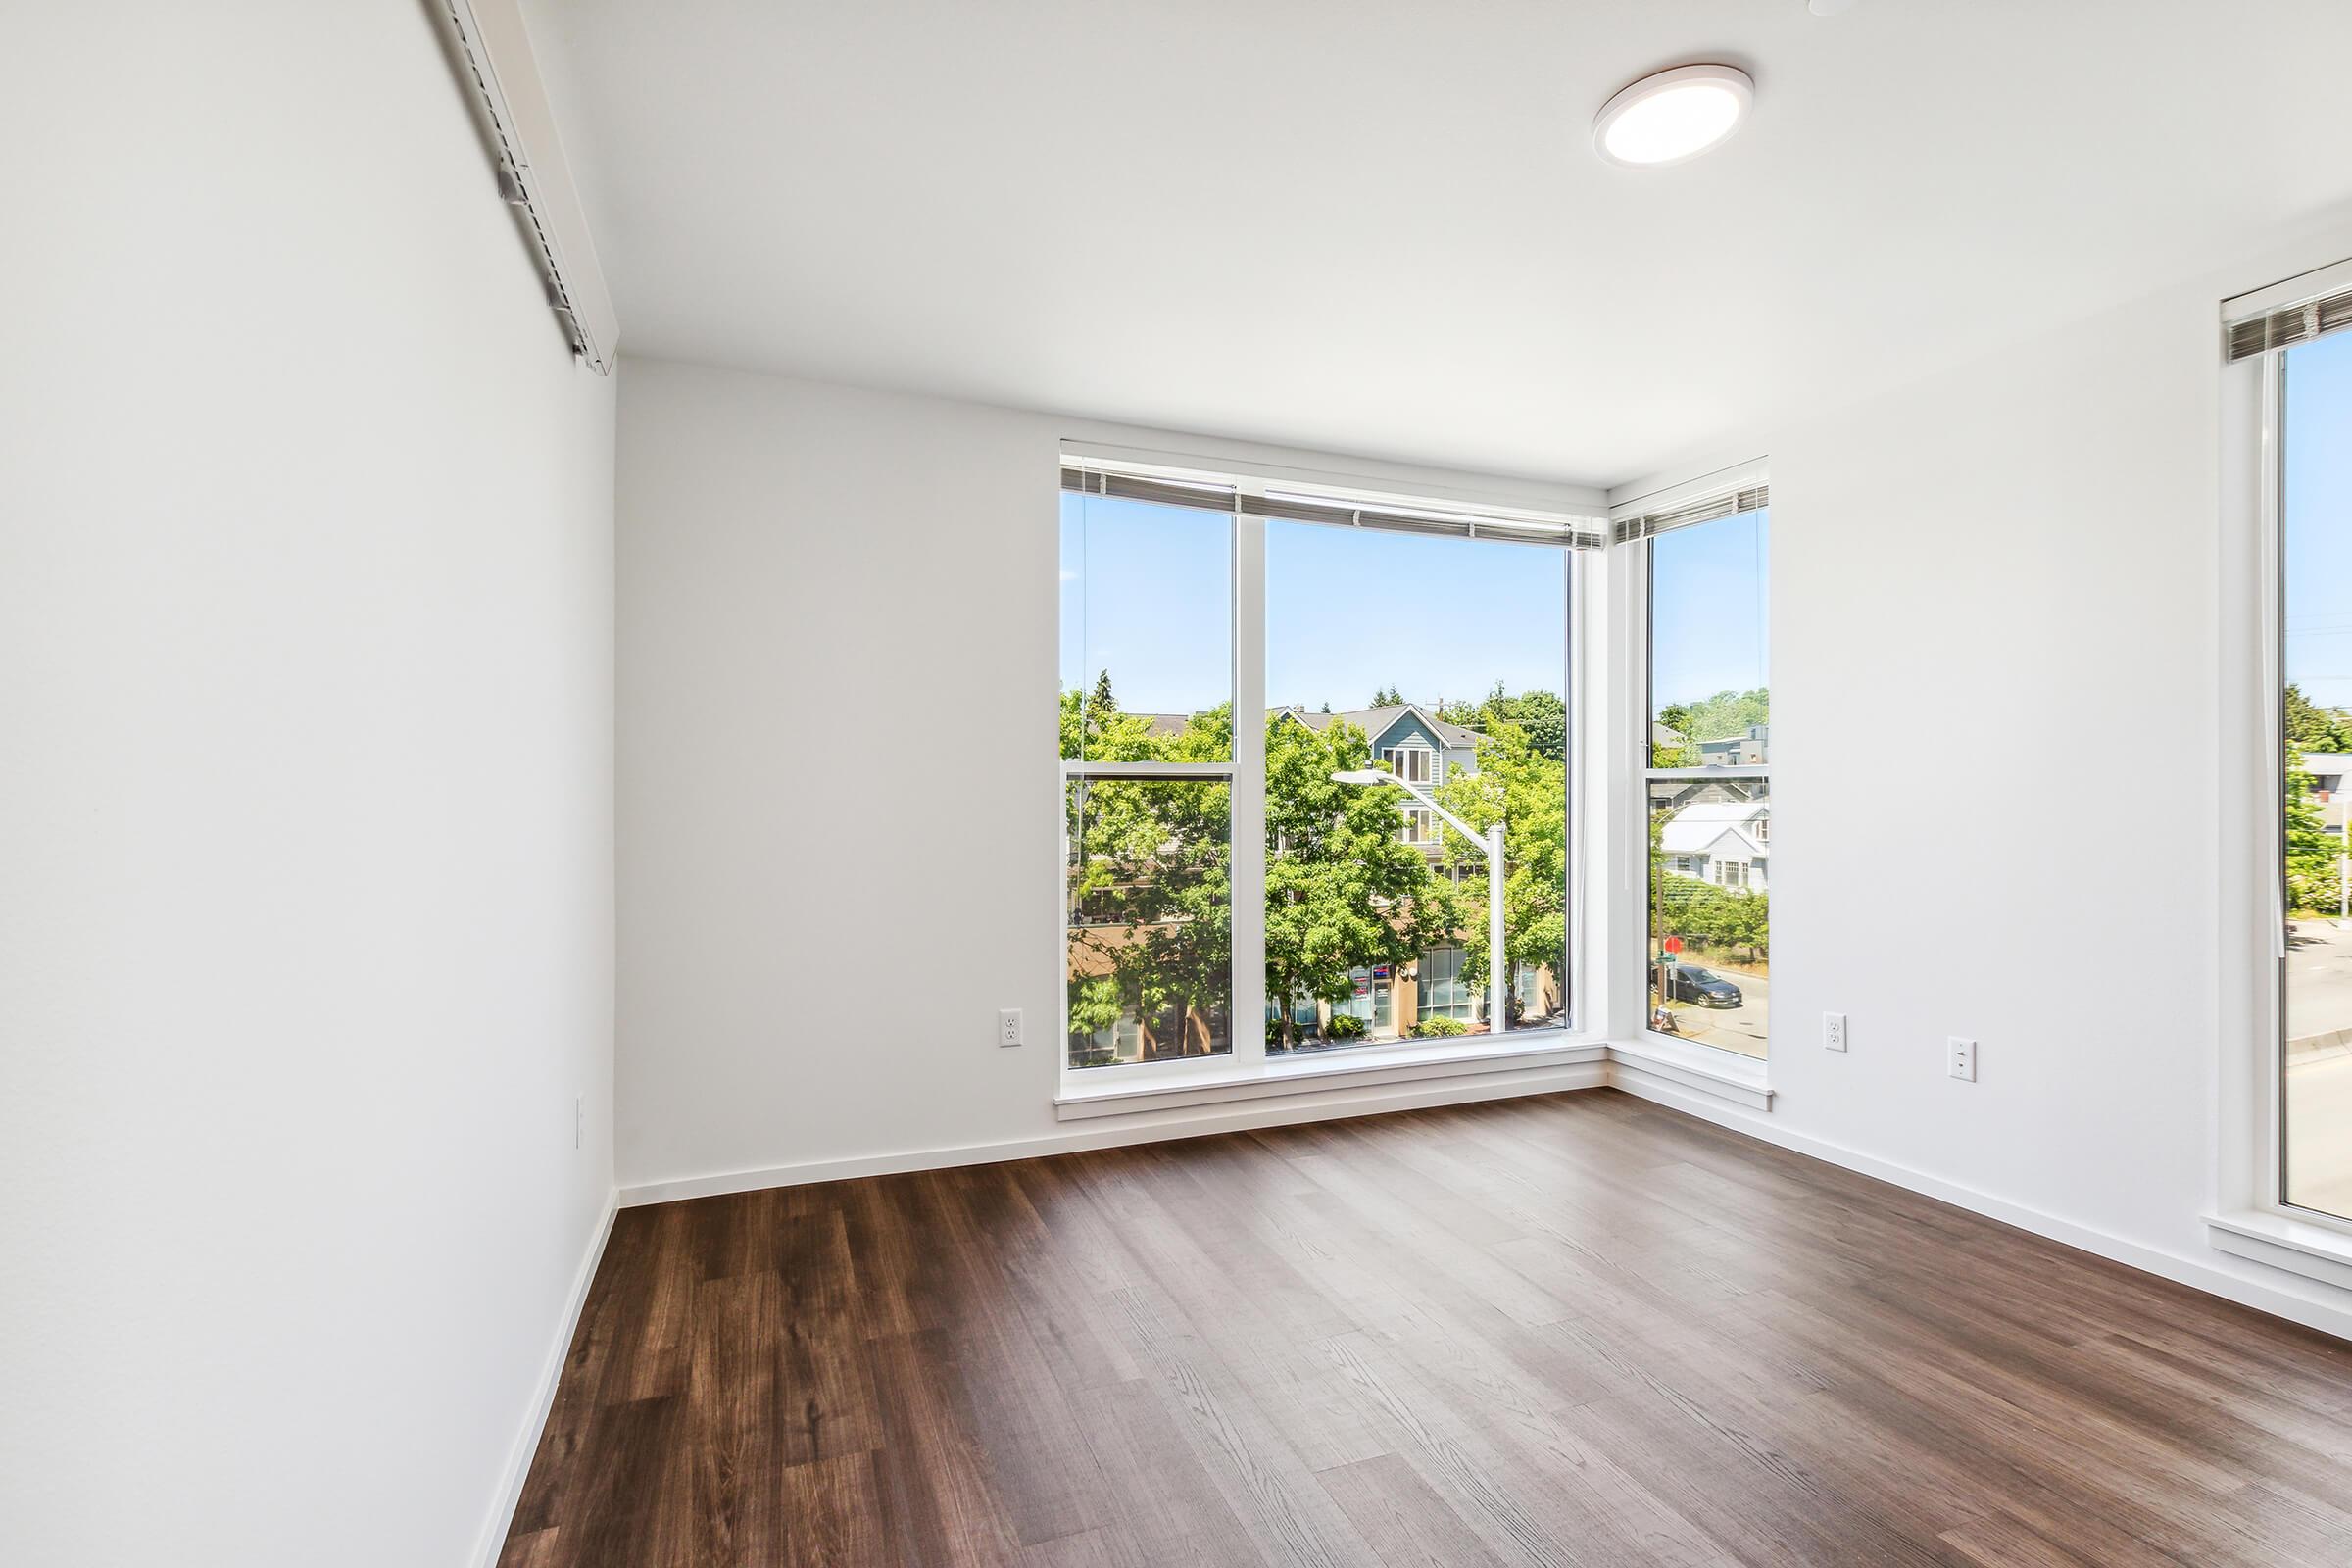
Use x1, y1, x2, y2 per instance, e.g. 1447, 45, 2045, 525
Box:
1655, 964, 1743, 1007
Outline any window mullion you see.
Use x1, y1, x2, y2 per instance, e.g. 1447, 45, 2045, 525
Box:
1230, 510, 1268, 1071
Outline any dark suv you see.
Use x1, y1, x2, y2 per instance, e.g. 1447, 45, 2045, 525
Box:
1657, 964, 1743, 1007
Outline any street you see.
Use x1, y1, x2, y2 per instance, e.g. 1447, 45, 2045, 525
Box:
2289, 1050, 2352, 1220
2278, 920, 2352, 1217
2287, 917, 2352, 1046
1656, 961, 1769, 1059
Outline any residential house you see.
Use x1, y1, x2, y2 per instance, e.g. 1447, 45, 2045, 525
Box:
1281, 703, 1481, 845
2300, 752, 2352, 838
1694, 723, 1770, 766
1659, 795, 1771, 892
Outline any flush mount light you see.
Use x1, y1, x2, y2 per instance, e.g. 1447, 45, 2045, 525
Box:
1592, 63, 1754, 168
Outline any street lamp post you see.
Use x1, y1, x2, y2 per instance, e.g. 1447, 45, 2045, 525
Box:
1331, 768, 1508, 1036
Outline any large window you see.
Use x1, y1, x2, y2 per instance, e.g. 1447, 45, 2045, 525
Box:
2279, 327, 2352, 1221
1061, 463, 1582, 1071
1061, 487, 1235, 1067
1262, 518, 1569, 1053
1644, 499, 1771, 1057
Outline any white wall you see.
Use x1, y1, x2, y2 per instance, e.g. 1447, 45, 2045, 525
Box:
1690, 216, 2352, 1336
614, 357, 1606, 1195
1, 7, 615, 1566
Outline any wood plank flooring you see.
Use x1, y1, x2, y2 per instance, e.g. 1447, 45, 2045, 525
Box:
502, 1089, 2352, 1567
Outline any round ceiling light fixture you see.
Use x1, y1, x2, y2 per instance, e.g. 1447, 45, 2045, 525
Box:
1592, 63, 1754, 168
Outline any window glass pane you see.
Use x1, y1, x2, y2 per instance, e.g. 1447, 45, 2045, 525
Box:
1263, 521, 1567, 1052
1647, 777, 1770, 1058
1060, 491, 1233, 761
1065, 778, 1231, 1068
1649, 509, 1770, 767
2281, 329, 2352, 1219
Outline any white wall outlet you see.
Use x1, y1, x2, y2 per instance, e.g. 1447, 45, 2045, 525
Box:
998, 1007, 1024, 1048
1948, 1036, 1977, 1082
1824, 1011, 1848, 1052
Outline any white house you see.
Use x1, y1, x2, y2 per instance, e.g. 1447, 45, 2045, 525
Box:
1660, 797, 1771, 891
2299, 752, 2352, 836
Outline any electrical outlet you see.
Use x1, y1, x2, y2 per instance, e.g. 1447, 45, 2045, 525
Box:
1824, 1011, 1848, 1052
1948, 1037, 1977, 1082
998, 1007, 1024, 1048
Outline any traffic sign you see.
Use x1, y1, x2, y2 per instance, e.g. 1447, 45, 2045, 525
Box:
1663, 936, 1684, 955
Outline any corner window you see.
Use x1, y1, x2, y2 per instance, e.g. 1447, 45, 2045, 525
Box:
1643, 499, 1770, 1057
1061, 461, 1586, 1075
1060, 486, 1236, 1069
2279, 327, 2352, 1221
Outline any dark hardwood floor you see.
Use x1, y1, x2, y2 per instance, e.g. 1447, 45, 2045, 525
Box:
502, 1089, 2352, 1567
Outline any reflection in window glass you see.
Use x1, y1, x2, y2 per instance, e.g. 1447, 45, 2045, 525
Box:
1065, 778, 1231, 1068
1649, 509, 1770, 768
2281, 329, 2352, 1220
1059, 491, 1233, 762
1262, 521, 1568, 1053
1647, 777, 1770, 1058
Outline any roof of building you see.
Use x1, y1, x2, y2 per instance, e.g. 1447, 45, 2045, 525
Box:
1658, 798, 1769, 858
1282, 704, 1480, 748
1667, 799, 1767, 824
1118, 703, 1482, 749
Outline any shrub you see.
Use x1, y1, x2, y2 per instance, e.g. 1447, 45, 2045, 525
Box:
1415, 1015, 1469, 1038
1326, 1013, 1367, 1041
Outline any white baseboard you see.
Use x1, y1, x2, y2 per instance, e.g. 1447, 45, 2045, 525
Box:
471, 1191, 619, 1568
618, 1061, 1607, 1206
1609, 1072, 2352, 1345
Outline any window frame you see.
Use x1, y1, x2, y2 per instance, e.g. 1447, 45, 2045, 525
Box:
1629, 484, 1773, 1060
1383, 744, 1435, 786
1058, 457, 1590, 1095
2209, 260, 2352, 1292
2234, 317, 2352, 1243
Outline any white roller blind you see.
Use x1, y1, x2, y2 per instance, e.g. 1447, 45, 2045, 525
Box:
1060, 462, 1608, 550
1613, 483, 1770, 545
2225, 264, 2352, 362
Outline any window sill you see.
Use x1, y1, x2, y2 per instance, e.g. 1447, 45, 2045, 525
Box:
2205, 1209, 2352, 1292
1607, 1032, 1776, 1111
1052, 1031, 1781, 1122
1054, 1031, 1607, 1121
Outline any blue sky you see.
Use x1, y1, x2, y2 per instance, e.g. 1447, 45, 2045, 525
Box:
1060, 492, 1771, 715
1059, 495, 1563, 714
1648, 510, 1769, 714
2285, 329, 2352, 710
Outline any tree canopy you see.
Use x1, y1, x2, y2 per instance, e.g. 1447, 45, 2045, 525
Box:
1063, 674, 1574, 1051
2285, 683, 2350, 914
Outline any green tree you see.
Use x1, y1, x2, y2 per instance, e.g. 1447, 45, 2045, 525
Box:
1672, 687, 1769, 746
2287, 682, 2352, 753
1062, 670, 1160, 762
1433, 714, 1567, 1022
2287, 740, 2339, 915
1263, 714, 1465, 1046
1064, 710, 1234, 1060
1369, 685, 1404, 707
2281, 684, 2351, 915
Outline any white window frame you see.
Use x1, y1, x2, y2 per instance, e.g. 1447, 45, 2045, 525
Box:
2209, 256, 2352, 1290
1622, 466, 1774, 1066
1383, 744, 1435, 786
1057, 451, 1596, 1105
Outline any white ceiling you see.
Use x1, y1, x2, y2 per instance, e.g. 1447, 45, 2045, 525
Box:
529, 0, 2352, 488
